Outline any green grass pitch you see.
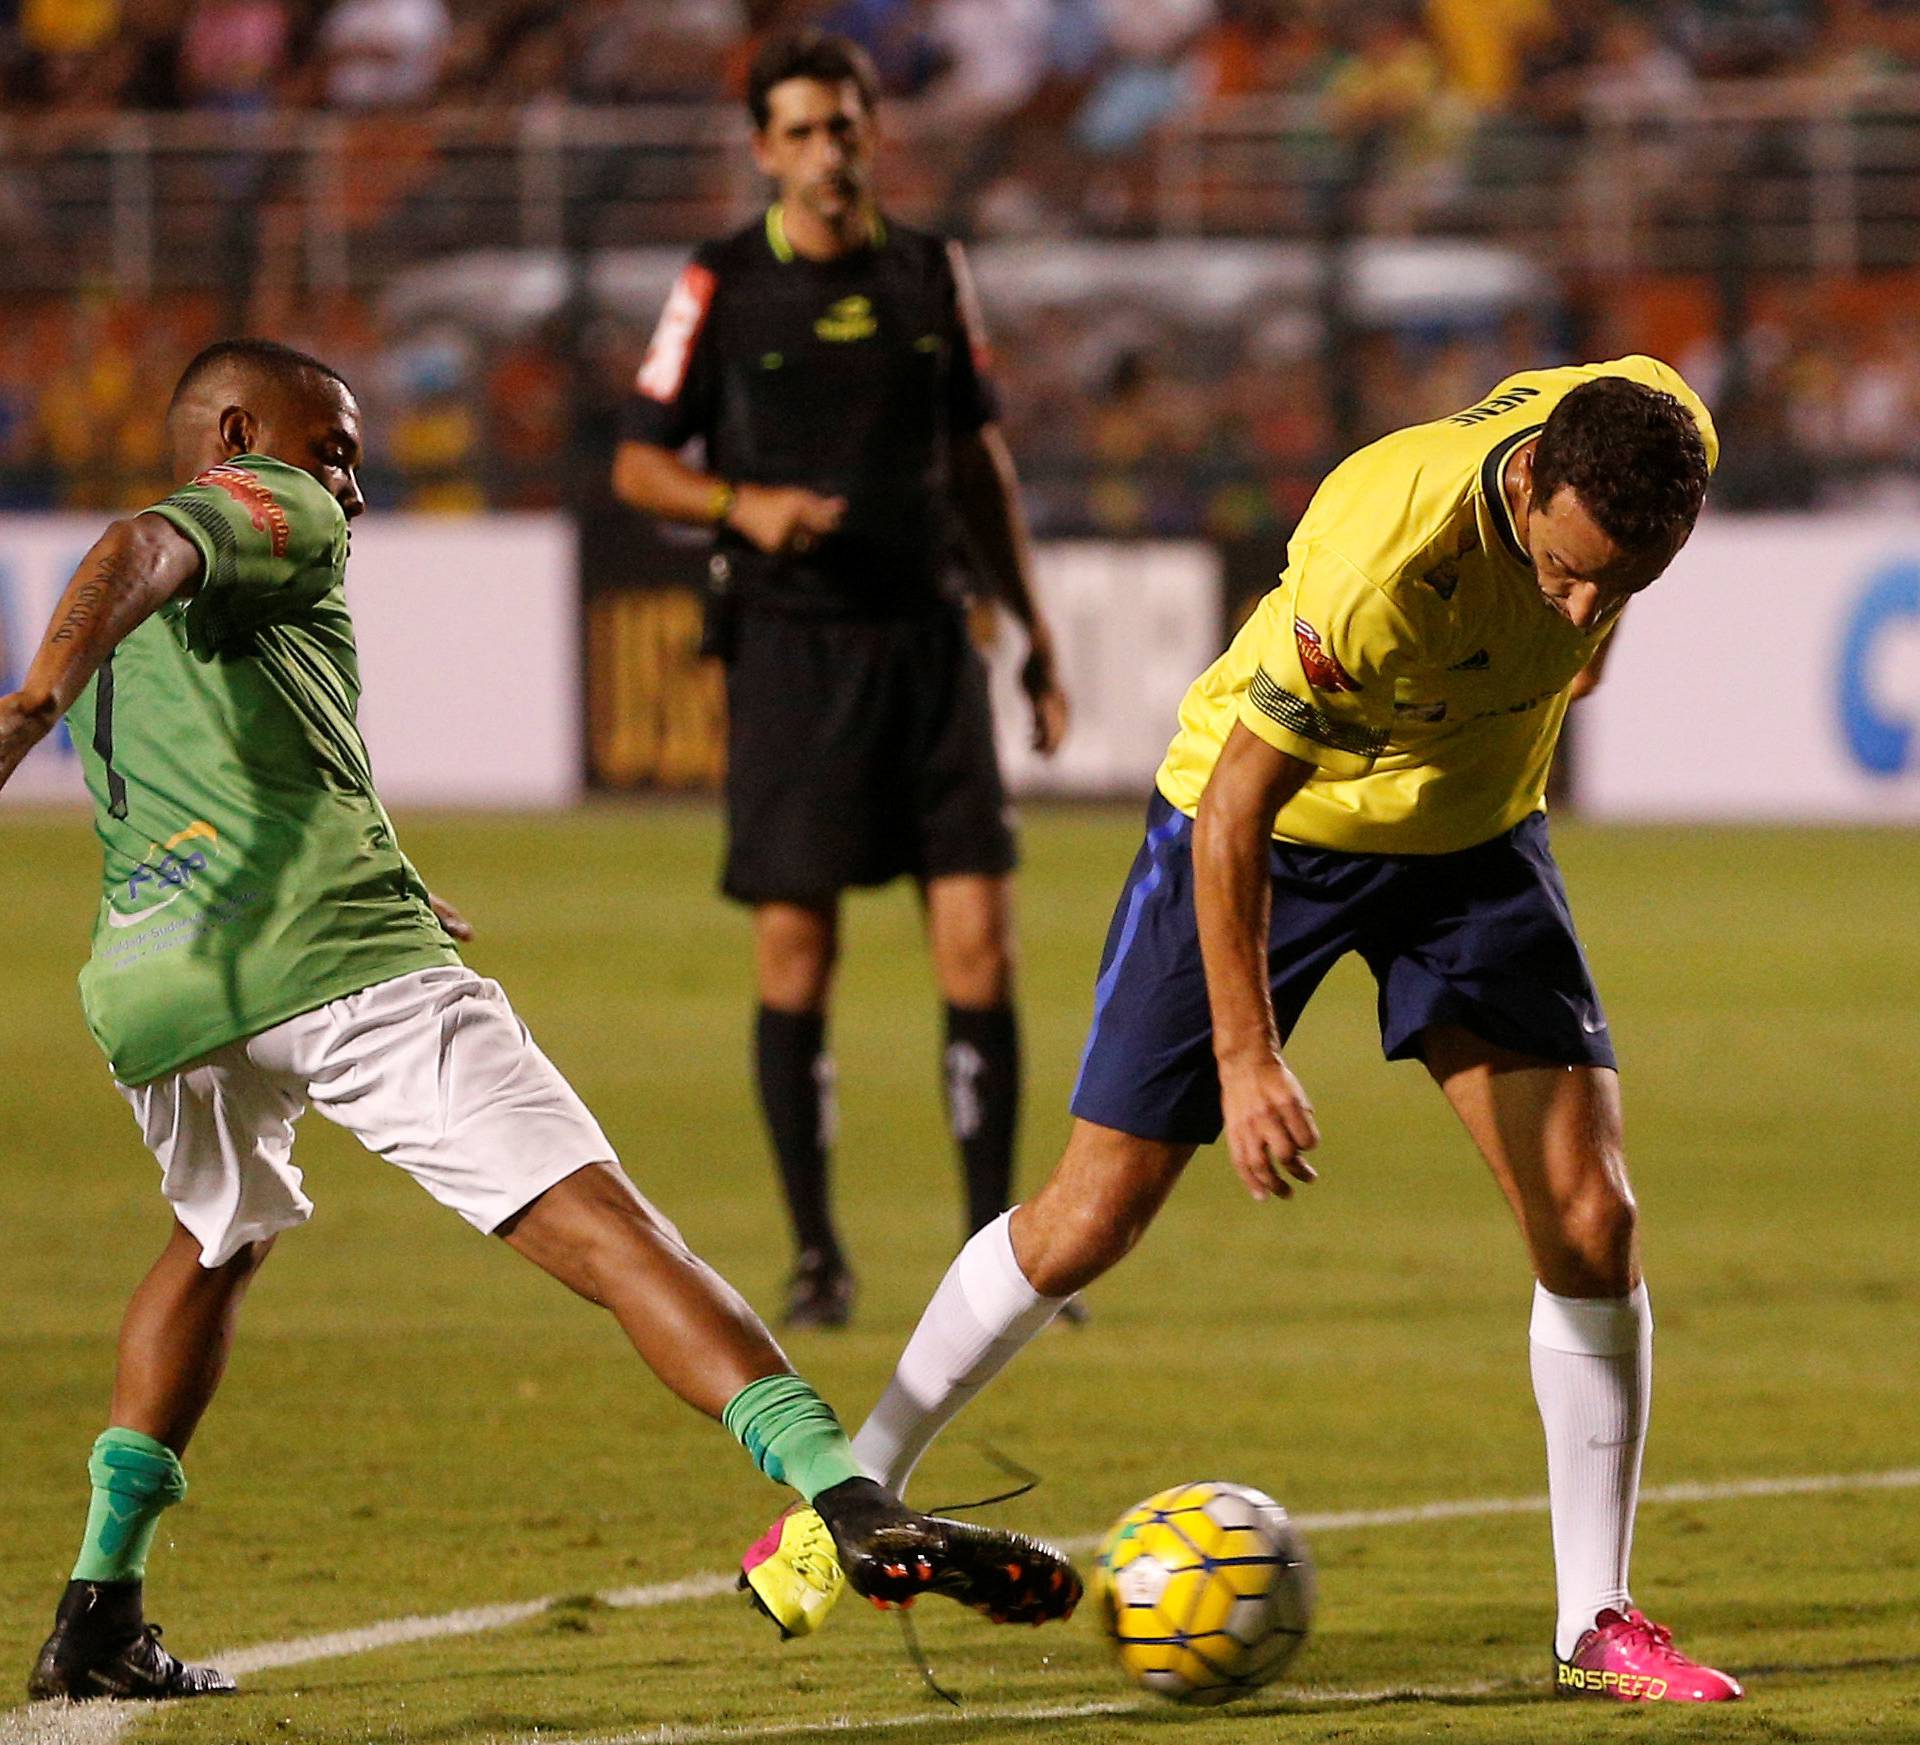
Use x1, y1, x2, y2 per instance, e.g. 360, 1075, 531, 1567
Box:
2, 803, 1916, 1744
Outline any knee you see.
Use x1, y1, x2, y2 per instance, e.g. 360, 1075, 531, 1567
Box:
1012, 1189, 1146, 1298
936, 919, 1014, 1008
757, 909, 836, 1011
1549, 1174, 1639, 1296
580, 1178, 694, 1293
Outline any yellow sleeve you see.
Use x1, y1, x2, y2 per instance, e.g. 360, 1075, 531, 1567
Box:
1594, 354, 1719, 472
1235, 545, 1409, 779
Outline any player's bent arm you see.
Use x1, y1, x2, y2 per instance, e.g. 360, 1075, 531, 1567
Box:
0, 514, 202, 790
952, 424, 1068, 755
612, 442, 845, 560
611, 439, 735, 527
1192, 723, 1322, 1202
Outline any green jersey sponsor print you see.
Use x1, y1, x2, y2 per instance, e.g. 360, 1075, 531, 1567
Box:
68, 456, 458, 1084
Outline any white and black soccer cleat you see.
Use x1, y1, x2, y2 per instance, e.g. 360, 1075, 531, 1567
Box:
27, 1580, 235, 1701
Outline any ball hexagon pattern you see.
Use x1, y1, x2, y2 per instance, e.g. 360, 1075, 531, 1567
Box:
1093, 1480, 1314, 1706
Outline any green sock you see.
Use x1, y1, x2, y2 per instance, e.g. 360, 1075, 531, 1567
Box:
70, 1428, 188, 1584
722, 1374, 866, 1503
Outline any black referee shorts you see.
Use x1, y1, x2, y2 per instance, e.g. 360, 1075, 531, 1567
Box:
721, 607, 1018, 907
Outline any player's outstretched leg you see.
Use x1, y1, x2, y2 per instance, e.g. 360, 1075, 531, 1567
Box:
740, 1121, 1188, 1635
1425, 1027, 1741, 1703
498, 1164, 1079, 1639
855, 1121, 1191, 1491
28, 1223, 264, 1701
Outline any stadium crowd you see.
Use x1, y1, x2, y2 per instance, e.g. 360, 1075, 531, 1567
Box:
9, 1, 1919, 121
4, 0, 1920, 521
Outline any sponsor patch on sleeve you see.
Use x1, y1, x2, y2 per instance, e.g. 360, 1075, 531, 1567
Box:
636, 262, 716, 403
946, 239, 994, 377
1294, 618, 1360, 693
192, 464, 291, 556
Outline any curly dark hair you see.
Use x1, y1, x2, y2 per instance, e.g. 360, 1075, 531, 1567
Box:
1530, 376, 1709, 556
747, 31, 880, 131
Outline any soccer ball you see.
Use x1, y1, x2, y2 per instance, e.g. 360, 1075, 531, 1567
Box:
1092, 1480, 1314, 1706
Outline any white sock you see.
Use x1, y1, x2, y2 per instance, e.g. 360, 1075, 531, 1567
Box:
851, 1211, 1066, 1495
1529, 1281, 1652, 1659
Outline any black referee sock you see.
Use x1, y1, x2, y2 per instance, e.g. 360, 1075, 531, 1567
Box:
754, 1007, 841, 1266
943, 1002, 1021, 1237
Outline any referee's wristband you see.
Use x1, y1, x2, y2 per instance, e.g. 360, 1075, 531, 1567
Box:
707, 480, 737, 525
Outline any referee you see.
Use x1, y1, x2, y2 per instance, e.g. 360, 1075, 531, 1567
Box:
613, 31, 1068, 1328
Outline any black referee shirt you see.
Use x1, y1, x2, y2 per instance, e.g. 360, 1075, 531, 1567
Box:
622, 204, 1000, 616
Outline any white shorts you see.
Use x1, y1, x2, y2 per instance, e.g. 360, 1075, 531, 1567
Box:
118, 966, 616, 1268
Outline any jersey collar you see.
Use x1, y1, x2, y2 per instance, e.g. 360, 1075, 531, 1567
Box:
764, 201, 888, 264
1479, 423, 1543, 568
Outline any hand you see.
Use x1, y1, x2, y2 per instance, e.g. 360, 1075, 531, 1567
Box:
727, 484, 846, 557
1020, 635, 1069, 757
0, 690, 56, 793
1218, 1051, 1320, 1202
1567, 663, 1602, 702
429, 892, 475, 943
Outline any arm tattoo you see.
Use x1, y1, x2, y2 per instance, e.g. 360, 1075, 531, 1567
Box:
46, 550, 130, 646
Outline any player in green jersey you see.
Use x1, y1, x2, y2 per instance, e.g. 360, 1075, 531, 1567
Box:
0, 340, 1078, 1702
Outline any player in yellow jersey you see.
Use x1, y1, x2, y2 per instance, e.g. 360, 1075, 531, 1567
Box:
742, 359, 1745, 1701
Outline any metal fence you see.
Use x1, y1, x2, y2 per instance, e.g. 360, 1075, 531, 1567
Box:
7, 77, 1920, 296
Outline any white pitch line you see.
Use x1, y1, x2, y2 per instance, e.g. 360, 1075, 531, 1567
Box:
4, 1466, 1913, 1745
1289, 1465, 1920, 1536
534, 1679, 1515, 1745
223, 1598, 554, 1678
542, 1697, 1142, 1745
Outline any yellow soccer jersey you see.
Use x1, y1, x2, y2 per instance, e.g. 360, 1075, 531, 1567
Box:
1156, 355, 1717, 855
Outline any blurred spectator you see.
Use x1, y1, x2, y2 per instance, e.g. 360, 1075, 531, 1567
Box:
6, 0, 1920, 525
567, 0, 738, 103
181, 0, 290, 111
1582, 9, 1694, 114
20, 0, 119, 57
1195, 1, 1330, 101
1669, 0, 1819, 78
1815, 0, 1920, 79
318, 0, 449, 109
1423, 0, 1554, 111
819, 0, 950, 98
1324, 2, 1472, 231
1074, 0, 1213, 157
917, 0, 1052, 128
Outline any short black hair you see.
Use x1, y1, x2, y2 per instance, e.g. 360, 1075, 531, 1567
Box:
747, 30, 879, 130
170, 338, 353, 411
1530, 376, 1709, 556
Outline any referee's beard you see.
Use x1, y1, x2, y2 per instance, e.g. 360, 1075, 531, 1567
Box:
797, 171, 868, 238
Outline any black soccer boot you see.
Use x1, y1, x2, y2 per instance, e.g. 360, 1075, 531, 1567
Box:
811, 1476, 1082, 1624
782, 1248, 856, 1330
27, 1580, 235, 1701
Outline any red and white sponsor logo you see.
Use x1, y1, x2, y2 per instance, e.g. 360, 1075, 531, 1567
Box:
1294, 617, 1359, 692
945, 239, 994, 379
636, 262, 716, 403
195, 463, 290, 556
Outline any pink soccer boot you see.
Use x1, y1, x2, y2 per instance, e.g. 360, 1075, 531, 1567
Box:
1556, 1607, 1744, 1702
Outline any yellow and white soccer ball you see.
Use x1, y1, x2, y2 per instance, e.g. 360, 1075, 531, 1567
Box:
1093, 1480, 1314, 1706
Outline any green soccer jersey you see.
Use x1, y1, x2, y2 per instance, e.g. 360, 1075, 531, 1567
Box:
68, 455, 459, 1084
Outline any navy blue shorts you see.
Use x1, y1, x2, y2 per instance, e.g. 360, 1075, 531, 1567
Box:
1070, 793, 1615, 1145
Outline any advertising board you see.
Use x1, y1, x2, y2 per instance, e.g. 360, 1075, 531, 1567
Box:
1579, 516, 1920, 821
0, 514, 581, 809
